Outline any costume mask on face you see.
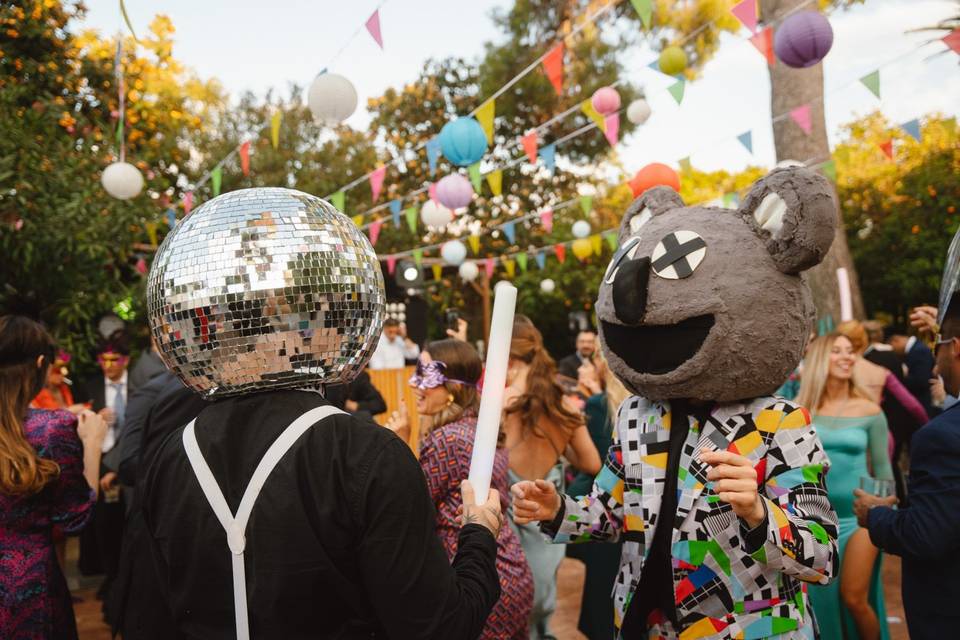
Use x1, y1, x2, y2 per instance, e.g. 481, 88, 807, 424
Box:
409, 360, 477, 390
597, 167, 837, 402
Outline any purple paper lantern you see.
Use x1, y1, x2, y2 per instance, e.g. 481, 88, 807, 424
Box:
591, 86, 621, 116
436, 173, 474, 209
774, 11, 834, 69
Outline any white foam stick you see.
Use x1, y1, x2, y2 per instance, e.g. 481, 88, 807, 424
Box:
467, 283, 517, 506
837, 267, 853, 322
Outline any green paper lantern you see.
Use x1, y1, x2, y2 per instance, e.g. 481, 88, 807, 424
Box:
659, 46, 687, 76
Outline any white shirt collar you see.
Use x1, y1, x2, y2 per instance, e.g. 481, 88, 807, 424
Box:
906, 336, 917, 352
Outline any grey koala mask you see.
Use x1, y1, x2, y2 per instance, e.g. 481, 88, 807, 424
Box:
597, 167, 837, 403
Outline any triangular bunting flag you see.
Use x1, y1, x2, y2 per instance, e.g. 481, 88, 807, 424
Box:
944, 29, 960, 54
183, 191, 193, 214
790, 104, 812, 135
591, 234, 603, 256
484, 258, 495, 278
901, 119, 921, 142
504, 258, 516, 278
604, 113, 619, 146
386, 256, 397, 275
737, 131, 753, 154
271, 111, 282, 149
535, 252, 546, 270
468, 162, 483, 192
239, 141, 251, 176
860, 70, 880, 99
486, 170, 503, 197
580, 99, 607, 132
604, 231, 618, 251
820, 159, 837, 182
516, 252, 528, 273
365, 9, 383, 49
352, 214, 364, 227
145, 222, 157, 247
469, 234, 481, 255
426, 136, 441, 175
879, 140, 894, 160
554, 244, 566, 264
369, 219, 383, 245
503, 221, 517, 244
541, 144, 556, 173
432, 264, 443, 281
475, 100, 495, 144
542, 43, 564, 95
667, 79, 685, 105
369, 165, 387, 202
413, 249, 423, 267
580, 195, 593, 215
165, 208, 177, 228
330, 191, 345, 212
211, 166, 222, 197
405, 206, 418, 233
390, 199, 402, 228
749, 27, 775, 67
731, 0, 758, 32
540, 209, 554, 233
630, 0, 652, 29
521, 131, 539, 164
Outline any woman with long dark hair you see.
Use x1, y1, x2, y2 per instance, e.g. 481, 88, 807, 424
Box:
504, 316, 600, 639
386, 338, 534, 639
0, 316, 107, 639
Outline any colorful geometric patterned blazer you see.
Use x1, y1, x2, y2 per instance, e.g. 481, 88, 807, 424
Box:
546, 396, 839, 639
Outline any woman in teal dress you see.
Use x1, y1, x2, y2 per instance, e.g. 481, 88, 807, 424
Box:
797, 333, 893, 640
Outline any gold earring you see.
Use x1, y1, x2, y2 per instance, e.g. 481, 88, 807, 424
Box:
447, 394, 455, 406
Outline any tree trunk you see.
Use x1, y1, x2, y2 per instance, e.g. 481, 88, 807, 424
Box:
760, 0, 865, 322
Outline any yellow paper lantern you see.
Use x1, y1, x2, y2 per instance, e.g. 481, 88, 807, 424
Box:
659, 46, 687, 76
572, 238, 592, 261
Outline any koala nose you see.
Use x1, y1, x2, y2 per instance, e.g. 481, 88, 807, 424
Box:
612, 256, 650, 325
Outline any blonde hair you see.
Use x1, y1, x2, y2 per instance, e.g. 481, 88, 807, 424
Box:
795, 333, 871, 413
836, 320, 869, 354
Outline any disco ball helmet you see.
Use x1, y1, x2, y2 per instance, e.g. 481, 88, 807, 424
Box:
147, 188, 385, 398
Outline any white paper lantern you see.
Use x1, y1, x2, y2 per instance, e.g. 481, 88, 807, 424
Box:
627, 98, 652, 125
572, 220, 591, 239
540, 279, 556, 293
101, 161, 144, 200
440, 240, 468, 266
307, 73, 358, 125
458, 261, 479, 282
421, 200, 454, 228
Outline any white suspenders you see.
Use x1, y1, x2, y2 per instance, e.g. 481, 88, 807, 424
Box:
182, 405, 346, 640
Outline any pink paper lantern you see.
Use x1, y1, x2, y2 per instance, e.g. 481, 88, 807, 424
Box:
436, 173, 474, 210
591, 86, 621, 116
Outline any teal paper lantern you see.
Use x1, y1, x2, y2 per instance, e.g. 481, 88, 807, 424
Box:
439, 117, 488, 167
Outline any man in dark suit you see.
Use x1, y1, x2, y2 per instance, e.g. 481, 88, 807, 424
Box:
888, 326, 937, 416
857, 306, 960, 639
556, 329, 597, 380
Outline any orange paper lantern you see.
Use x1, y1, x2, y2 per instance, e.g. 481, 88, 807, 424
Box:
629, 163, 680, 198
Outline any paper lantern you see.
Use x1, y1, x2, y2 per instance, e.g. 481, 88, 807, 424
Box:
421, 200, 454, 227
101, 161, 144, 200
572, 220, 591, 239
591, 86, 621, 116
627, 98, 651, 125
459, 261, 479, 282
440, 240, 468, 266
774, 11, 834, 69
658, 46, 687, 76
307, 73, 358, 124
436, 174, 474, 209
572, 239, 593, 261
540, 278, 555, 293
439, 117, 488, 167
629, 163, 680, 198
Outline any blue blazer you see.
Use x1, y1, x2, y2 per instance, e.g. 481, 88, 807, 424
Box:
868, 402, 960, 637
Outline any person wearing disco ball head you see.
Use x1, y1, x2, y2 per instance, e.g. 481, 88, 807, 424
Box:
140, 188, 503, 639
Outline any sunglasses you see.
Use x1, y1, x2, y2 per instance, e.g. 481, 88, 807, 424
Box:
408, 360, 477, 390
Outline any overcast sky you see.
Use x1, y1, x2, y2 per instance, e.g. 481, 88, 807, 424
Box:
81, 0, 959, 175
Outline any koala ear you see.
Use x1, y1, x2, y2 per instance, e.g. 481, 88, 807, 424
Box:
739, 167, 837, 274
618, 187, 684, 244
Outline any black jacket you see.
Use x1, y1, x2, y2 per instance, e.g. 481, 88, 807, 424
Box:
557, 353, 586, 380
904, 340, 937, 416
141, 389, 499, 639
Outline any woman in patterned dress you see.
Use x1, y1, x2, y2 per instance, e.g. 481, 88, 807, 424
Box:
0, 316, 107, 639
385, 338, 534, 639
